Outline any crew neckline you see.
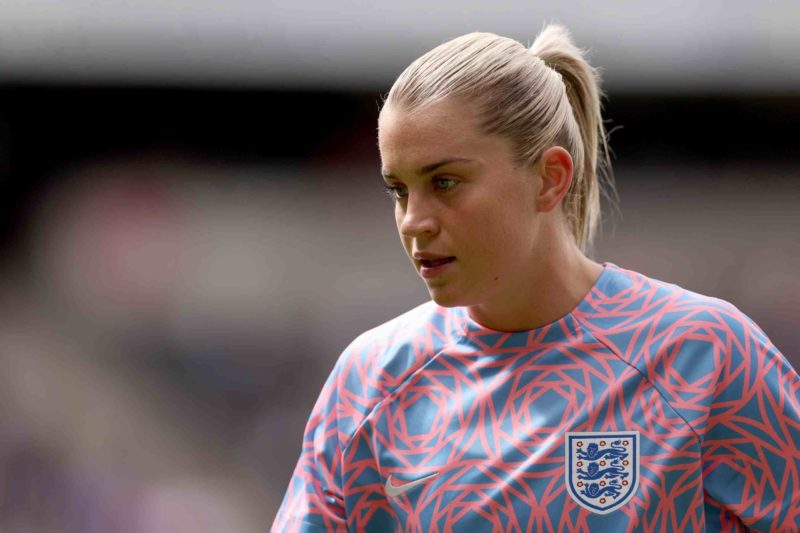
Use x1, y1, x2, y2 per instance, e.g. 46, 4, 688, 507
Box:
455, 261, 620, 338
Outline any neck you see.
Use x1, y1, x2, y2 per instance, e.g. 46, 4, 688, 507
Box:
466, 227, 603, 333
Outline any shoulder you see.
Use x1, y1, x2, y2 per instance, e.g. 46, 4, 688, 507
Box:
576, 263, 761, 350
322, 300, 465, 439
577, 263, 792, 434
353, 298, 460, 346
341, 299, 464, 371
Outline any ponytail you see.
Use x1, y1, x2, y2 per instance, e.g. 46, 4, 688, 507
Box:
531, 23, 618, 255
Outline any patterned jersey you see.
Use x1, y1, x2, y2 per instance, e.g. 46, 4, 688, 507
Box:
272, 262, 800, 532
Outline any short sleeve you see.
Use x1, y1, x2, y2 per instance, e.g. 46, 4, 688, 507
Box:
272, 357, 349, 533
701, 308, 800, 531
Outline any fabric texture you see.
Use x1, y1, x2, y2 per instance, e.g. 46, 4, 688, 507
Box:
273, 262, 800, 532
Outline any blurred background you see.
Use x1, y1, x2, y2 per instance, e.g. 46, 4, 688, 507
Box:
0, 1, 798, 530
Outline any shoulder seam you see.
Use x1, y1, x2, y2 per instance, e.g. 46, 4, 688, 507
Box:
340, 335, 466, 458
571, 312, 703, 445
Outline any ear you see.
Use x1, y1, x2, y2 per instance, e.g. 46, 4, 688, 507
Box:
534, 146, 574, 213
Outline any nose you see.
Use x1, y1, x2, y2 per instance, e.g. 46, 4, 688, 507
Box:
398, 193, 439, 239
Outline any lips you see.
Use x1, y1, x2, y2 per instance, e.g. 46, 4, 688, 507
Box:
420, 257, 455, 268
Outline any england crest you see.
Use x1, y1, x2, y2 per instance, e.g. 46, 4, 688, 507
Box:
565, 431, 639, 514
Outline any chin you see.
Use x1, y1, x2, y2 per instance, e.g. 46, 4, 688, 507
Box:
427, 286, 466, 308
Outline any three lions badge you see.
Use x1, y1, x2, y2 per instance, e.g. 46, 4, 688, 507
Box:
565, 431, 640, 514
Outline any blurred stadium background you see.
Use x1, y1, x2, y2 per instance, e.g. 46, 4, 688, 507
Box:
0, 1, 797, 530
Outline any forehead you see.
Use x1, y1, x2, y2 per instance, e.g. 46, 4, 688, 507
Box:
378, 99, 488, 163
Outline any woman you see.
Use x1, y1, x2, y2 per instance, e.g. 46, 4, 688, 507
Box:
273, 24, 799, 532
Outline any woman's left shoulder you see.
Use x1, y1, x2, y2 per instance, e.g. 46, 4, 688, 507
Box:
621, 265, 769, 338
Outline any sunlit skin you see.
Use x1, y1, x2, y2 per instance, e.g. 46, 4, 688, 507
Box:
378, 97, 603, 332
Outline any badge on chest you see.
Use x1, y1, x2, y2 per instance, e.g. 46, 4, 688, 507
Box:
565, 431, 640, 514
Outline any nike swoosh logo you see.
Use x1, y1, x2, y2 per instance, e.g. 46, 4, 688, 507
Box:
384, 472, 438, 498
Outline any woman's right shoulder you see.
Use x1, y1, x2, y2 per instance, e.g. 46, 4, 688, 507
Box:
312, 300, 465, 442
335, 299, 465, 376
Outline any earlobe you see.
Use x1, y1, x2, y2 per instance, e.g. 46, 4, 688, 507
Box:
536, 146, 574, 213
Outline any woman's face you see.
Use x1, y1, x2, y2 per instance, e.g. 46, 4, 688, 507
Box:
378, 97, 547, 309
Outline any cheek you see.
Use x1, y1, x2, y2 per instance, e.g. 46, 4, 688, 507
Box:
466, 203, 529, 256
394, 210, 405, 237
394, 212, 411, 248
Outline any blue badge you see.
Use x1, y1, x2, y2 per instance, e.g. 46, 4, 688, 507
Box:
565, 431, 640, 514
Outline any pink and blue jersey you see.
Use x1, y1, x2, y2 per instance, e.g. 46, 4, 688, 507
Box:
273, 262, 800, 532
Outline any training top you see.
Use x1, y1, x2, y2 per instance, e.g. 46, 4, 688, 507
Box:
272, 262, 800, 532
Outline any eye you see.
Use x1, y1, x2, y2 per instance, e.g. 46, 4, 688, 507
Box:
381, 176, 458, 202
433, 177, 458, 191
382, 183, 407, 200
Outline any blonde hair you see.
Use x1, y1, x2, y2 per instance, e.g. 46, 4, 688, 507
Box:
381, 23, 619, 256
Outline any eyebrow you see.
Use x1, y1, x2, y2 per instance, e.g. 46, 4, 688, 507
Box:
381, 157, 476, 180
